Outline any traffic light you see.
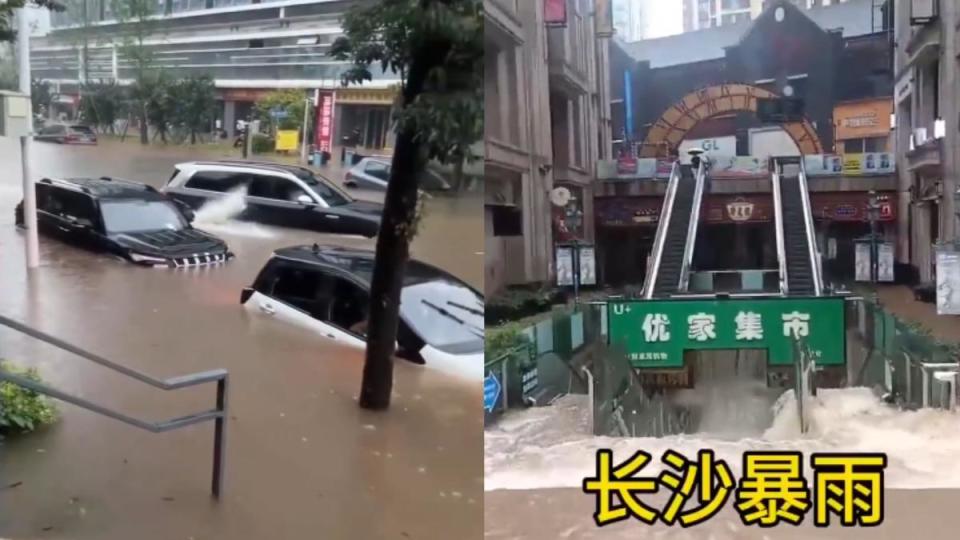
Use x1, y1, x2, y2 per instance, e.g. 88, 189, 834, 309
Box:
756, 97, 805, 123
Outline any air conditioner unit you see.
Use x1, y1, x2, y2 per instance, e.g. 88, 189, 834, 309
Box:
914, 127, 928, 146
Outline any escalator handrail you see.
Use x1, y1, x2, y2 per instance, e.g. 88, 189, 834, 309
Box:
771, 164, 789, 295
679, 160, 708, 292
797, 158, 824, 296
643, 161, 681, 299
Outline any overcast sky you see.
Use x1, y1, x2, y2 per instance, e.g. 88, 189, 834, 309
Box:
643, 0, 684, 39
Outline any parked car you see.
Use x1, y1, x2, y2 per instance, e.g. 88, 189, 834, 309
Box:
15, 177, 233, 267
163, 161, 383, 238
242, 245, 484, 379
34, 124, 98, 145
344, 157, 452, 192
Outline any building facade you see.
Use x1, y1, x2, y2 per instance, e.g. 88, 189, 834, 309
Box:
484, 0, 612, 295
31, 0, 399, 147
684, 0, 853, 32
892, 0, 960, 283
603, 0, 895, 287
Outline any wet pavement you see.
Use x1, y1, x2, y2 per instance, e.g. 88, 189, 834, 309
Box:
0, 139, 483, 539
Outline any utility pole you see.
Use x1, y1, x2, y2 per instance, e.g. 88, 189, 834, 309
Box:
300, 97, 311, 165
17, 7, 39, 269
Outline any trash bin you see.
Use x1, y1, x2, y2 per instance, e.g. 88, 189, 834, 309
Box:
344, 149, 355, 165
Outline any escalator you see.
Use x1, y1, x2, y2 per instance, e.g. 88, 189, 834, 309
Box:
644, 162, 707, 298
772, 158, 823, 296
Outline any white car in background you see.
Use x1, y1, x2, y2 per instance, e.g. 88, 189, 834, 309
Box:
242, 244, 484, 380
344, 157, 452, 192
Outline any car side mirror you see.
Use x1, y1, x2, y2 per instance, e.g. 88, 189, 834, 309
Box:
296, 194, 315, 206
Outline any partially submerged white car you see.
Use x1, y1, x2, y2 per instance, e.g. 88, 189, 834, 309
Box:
242, 245, 484, 380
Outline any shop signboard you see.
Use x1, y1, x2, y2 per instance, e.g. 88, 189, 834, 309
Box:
579, 246, 597, 286
275, 130, 299, 151
556, 246, 574, 286
315, 91, 335, 153
936, 248, 960, 315
545, 0, 567, 26
855, 242, 894, 282
607, 298, 846, 369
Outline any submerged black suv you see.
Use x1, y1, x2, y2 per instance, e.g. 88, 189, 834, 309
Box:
15, 177, 233, 267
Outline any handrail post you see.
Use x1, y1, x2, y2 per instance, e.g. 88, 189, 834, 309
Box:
643, 161, 681, 299
212, 375, 228, 499
679, 160, 708, 292
797, 158, 824, 295
771, 163, 788, 295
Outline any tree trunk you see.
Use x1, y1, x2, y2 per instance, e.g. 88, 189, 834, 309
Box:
358, 45, 442, 410
453, 158, 465, 192
190, 130, 197, 145
139, 104, 148, 145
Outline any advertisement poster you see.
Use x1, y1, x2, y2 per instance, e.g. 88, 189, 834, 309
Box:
841, 153, 894, 176
855, 243, 871, 282
804, 154, 843, 176
878, 243, 894, 282
599, 158, 657, 180
314, 91, 335, 153
544, 0, 567, 26
856, 242, 895, 282
708, 155, 766, 178
556, 247, 574, 286
936, 249, 960, 315
579, 246, 597, 286
655, 159, 674, 179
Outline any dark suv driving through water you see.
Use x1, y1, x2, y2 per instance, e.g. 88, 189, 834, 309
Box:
15, 177, 233, 267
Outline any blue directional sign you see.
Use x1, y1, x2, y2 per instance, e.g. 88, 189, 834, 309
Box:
484, 373, 502, 413
270, 108, 289, 119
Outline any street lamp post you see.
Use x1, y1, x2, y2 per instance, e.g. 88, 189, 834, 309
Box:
867, 191, 882, 284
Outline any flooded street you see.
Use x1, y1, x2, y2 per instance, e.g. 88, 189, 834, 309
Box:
0, 139, 483, 539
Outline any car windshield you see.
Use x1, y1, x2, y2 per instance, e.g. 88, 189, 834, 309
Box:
399, 279, 484, 353
298, 172, 352, 206
101, 200, 187, 234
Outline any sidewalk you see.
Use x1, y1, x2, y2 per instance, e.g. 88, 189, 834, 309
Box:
869, 284, 960, 345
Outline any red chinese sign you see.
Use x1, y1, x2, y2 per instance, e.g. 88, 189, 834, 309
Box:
315, 91, 335, 153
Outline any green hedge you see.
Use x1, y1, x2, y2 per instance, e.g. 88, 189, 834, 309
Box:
485, 287, 565, 325
0, 361, 58, 434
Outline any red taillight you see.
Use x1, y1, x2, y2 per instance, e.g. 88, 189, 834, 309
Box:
65, 134, 79, 142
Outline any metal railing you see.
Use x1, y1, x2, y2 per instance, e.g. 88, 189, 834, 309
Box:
847, 298, 958, 411
643, 161, 680, 299
797, 158, 824, 296
678, 160, 708, 292
771, 167, 789, 295
0, 314, 228, 498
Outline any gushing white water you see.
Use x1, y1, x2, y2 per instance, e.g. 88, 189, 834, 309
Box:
485, 388, 960, 491
192, 186, 275, 238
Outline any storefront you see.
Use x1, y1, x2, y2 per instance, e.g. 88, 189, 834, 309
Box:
218, 88, 273, 138
595, 196, 663, 287
334, 88, 397, 152
810, 191, 897, 282
833, 98, 893, 154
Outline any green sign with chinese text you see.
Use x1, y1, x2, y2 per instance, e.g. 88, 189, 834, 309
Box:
608, 298, 845, 368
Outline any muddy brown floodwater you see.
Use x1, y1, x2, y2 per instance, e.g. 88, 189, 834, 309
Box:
0, 139, 483, 539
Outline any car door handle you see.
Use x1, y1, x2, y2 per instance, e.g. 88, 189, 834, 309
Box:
324, 215, 340, 220
259, 303, 275, 315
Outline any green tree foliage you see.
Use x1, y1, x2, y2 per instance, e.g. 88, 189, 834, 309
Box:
254, 89, 308, 133
144, 72, 174, 143
0, 361, 58, 434
171, 74, 216, 144
111, 0, 158, 144
31, 78, 55, 117
79, 79, 128, 133
330, 0, 482, 410
1, 1, 64, 43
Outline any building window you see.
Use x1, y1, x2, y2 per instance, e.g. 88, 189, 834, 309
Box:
490, 206, 523, 237
842, 137, 888, 153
